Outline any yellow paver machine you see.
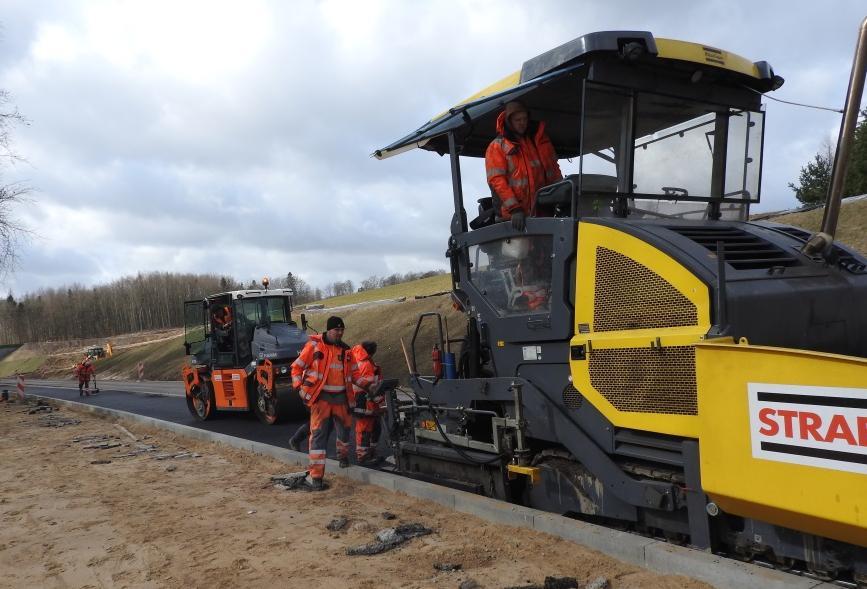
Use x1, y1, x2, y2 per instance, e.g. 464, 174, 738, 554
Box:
376, 20, 867, 584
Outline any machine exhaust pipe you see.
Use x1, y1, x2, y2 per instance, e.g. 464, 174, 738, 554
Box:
802, 16, 867, 257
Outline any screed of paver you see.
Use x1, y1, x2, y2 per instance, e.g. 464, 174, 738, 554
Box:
0, 402, 711, 589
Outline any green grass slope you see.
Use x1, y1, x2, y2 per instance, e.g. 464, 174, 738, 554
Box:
90, 335, 187, 381
0, 354, 45, 378
305, 274, 451, 309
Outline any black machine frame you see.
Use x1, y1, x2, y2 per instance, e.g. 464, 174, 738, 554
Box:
384, 30, 867, 584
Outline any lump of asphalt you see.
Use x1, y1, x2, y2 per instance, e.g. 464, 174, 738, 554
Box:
326, 517, 348, 532
543, 577, 580, 589
346, 523, 433, 556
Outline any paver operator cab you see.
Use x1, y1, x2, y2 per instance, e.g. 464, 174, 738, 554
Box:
375, 29, 867, 584
182, 288, 309, 424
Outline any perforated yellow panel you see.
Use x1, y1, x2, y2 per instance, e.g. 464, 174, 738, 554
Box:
588, 346, 698, 415
593, 247, 698, 332
571, 222, 711, 437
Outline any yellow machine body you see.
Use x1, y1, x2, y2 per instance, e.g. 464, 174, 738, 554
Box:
569, 221, 867, 547
696, 342, 867, 546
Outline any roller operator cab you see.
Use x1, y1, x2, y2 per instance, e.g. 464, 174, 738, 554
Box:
375, 30, 867, 583
181, 289, 309, 424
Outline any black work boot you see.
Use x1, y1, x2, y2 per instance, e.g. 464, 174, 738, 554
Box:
288, 437, 301, 452
338, 456, 350, 468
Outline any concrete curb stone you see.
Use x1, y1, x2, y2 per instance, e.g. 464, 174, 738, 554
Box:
29, 394, 837, 589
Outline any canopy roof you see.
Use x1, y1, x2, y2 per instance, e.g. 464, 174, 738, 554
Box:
374, 31, 778, 160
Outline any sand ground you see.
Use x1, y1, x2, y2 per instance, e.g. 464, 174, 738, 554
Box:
0, 400, 710, 589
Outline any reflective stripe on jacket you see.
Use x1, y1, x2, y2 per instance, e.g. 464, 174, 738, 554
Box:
290, 334, 354, 406
484, 111, 562, 219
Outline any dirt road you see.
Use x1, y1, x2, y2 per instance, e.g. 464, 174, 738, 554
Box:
0, 400, 709, 589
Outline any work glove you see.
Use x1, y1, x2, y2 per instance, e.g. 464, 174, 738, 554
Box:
510, 210, 526, 231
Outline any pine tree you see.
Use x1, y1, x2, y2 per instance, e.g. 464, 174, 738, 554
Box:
788, 146, 833, 206
843, 108, 867, 197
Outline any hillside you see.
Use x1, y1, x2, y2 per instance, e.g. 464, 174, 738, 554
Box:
0, 329, 185, 381
7, 278, 462, 384
767, 197, 867, 254
304, 273, 451, 309
303, 295, 465, 382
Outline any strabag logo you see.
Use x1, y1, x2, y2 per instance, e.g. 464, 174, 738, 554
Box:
748, 383, 867, 475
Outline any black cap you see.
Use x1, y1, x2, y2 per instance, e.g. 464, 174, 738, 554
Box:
326, 316, 345, 330
361, 341, 377, 356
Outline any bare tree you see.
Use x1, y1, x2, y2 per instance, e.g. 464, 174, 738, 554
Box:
0, 89, 30, 273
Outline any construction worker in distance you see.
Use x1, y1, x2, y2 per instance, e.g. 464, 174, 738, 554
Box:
290, 315, 355, 490
485, 100, 562, 230
349, 341, 384, 465
75, 356, 95, 396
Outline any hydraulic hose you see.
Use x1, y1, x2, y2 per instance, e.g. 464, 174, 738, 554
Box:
423, 397, 505, 466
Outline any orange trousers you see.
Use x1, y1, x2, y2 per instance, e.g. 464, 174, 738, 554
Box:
354, 415, 378, 461
308, 398, 351, 480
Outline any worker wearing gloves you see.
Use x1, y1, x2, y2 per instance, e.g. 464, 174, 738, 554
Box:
349, 341, 383, 465
290, 315, 355, 490
484, 100, 562, 230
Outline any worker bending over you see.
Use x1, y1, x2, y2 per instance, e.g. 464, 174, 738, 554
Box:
349, 341, 383, 465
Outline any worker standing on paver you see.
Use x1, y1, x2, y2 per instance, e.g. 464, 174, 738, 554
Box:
290, 316, 355, 490
485, 100, 562, 229
75, 357, 95, 396
349, 341, 384, 465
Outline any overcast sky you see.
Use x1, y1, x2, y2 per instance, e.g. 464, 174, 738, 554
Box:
0, 0, 864, 296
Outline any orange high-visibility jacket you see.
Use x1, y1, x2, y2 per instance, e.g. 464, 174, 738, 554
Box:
213, 306, 232, 328
484, 111, 562, 219
349, 344, 383, 414
75, 361, 94, 380
290, 334, 355, 407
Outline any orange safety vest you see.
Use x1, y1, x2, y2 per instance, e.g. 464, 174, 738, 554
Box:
290, 334, 355, 406
349, 344, 383, 413
76, 362, 94, 379
484, 111, 562, 219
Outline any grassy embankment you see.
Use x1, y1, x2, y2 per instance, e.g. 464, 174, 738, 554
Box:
770, 197, 867, 254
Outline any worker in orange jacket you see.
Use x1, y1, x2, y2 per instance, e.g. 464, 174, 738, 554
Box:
290, 315, 355, 490
349, 341, 383, 464
485, 100, 562, 230
212, 305, 233, 352
75, 357, 95, 396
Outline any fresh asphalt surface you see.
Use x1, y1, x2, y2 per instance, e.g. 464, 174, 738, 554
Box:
2, 378, 376, 458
